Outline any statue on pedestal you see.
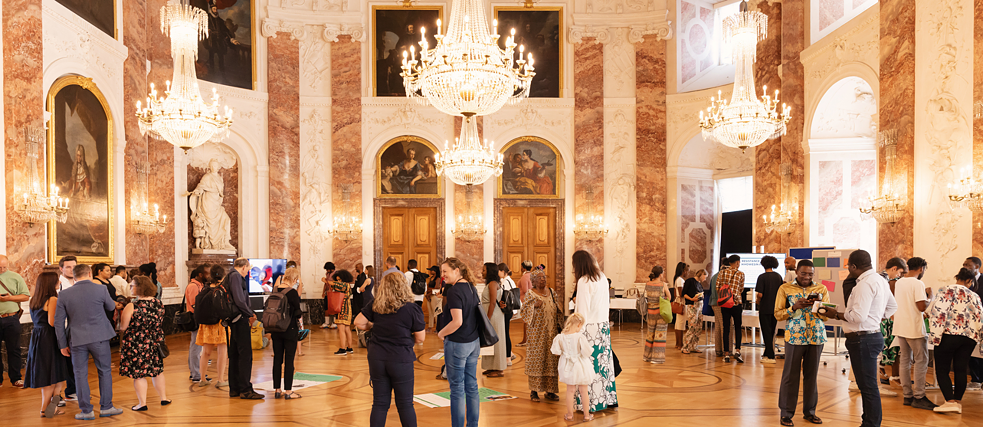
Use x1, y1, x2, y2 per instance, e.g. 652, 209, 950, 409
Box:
184, 159, 235, 252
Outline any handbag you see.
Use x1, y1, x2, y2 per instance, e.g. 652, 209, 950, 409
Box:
156, 341, 170, 359
548, 288, 564, 334
173, 289, 198, 332
659, 297, 673, 324
325, 289, 344, 316
470, 286, 499, 348
0, 279, 24, 318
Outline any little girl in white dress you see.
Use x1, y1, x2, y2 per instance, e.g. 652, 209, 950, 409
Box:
551, 313, 595, 421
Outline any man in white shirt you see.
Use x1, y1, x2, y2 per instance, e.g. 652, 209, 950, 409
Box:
827, 250, 898, 427
892, 257, 936, 410
109, 266, 129, 299
58, 256, 77, 292
405, 259, 423, 306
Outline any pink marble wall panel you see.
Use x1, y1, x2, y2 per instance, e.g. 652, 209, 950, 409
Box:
269, 33, 301, 262
753, 1, 783, 254
679, 0, 715, 85
680, 184, 696, 234
3, 0, 45, 284
699, 182, 715, 270
853, 0, 868, 9
453, 116, 482, 270
689, 229, 707, 265
331, 36, 362, 270
573, 40, 604, 264
833, 217, 862, 250
782, 0, 806, 251
817, 160, 843, 236
122, 0, 150, 266
975, 0, 983, 256
146, 0, 176, 287
878, 0, 915, 267
188, 163, 239, 252
635, 36, 668, 281
818, 0, 845, 32
850, 160, 875, 209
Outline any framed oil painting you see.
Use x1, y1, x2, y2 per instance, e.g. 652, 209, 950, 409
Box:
47, 76, 114, 263
494, 7, 562, 98
55, 0, 116, 38
372, 6, 443, 97
377, 136, 442, 198
190, 0, 254, 90
498, 136, 561, 198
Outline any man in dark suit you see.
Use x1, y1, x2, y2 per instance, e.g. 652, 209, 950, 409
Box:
227, 258, 263, 399
54, 264, 122, 420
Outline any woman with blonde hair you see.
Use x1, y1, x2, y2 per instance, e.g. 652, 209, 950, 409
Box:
436, 257, 482, 427
355, 272, 424, 427
270, 267, 303, 399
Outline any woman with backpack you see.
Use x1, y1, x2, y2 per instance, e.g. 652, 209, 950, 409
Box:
269, 268, 303, 399
496, 263, 517, 363
195, 265, 229, 388
518, 267, 560, 402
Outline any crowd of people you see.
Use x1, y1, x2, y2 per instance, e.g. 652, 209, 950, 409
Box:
1, 248, 982, 426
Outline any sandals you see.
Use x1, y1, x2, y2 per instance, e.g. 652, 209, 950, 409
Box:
803, 415, 822, 424
284, 392, 302, 400
275, 391, 283, 399
681, 350, 691, 354
545, 392, 560, 401
41, 409, 65, 418
486, 371, 504, 378
563, 414, 575, 421
583, 414, 594, 422
530, 392, 541, 402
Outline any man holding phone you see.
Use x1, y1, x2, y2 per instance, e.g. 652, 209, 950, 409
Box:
774, 259, 829, 426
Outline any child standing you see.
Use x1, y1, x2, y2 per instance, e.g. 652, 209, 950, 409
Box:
551, 313, 595, 422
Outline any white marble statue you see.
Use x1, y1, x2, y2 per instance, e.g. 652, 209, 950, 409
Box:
184, 159, 235, 252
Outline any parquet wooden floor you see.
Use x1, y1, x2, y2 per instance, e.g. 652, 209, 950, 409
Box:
2, 323, 980, 426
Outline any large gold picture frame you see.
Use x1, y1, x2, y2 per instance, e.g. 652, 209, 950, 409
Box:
376, 135, 443, 198
46, 76, 115, 263
497, 136, 563, 199
372, 5, 444, 97
494, 6, 564, 98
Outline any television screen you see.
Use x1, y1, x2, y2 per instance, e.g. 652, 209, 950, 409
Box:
727, 253, 787, 288
247, 258, 286, 294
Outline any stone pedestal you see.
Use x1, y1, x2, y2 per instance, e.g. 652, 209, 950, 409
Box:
185, 253, 236, 275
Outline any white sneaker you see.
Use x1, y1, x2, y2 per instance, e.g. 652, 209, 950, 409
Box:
879, 385, 898, 397
967, 382, 982, 391
761, 358, 776, 364
849, 381, 859, 392
934, 401, 962, 414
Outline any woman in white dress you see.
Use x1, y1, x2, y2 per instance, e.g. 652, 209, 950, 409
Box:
671, 262, 689, 350
480, 263, 507, 377
572, 250, 618, 411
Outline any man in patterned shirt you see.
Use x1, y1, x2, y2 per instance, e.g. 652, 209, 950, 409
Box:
774, 259, 829, 426
716, 254, 746, 362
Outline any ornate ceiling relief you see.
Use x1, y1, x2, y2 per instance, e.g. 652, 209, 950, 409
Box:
42, 4, 126, 85
801, 8, 879, 90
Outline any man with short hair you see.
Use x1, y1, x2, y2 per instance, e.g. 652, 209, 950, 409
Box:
321, 262, 337, 329
717, 254, 745, 363
92, 263, 121, 326
775, 259, 829, 426
892, 257, 936, 410
405, 259, 424, 307
827, 250, 898, 427
0, 255, 30, 388
784, 256, 797, 283
963, 256, 981, 282
382, 256, 400, 278
110, 266, 129, 299
227, 258, 263, 399
708, 257, 729, 358
186, 265, 209, 383
55, 264, 122, 419
58, 256, 78, 292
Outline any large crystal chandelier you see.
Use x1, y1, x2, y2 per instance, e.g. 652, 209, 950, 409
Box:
573, 185, 607, 241
860, 130, 906, 223
699, 0, 790, 152
16, 127, 68, 224
136, 2, 233, 151
400, 0, 535, 117
328, 185, 363, 242
452, 185, 485, 241
436, 117, 504, 186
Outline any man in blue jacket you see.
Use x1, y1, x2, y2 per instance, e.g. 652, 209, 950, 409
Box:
54, 264, 122, 420
227, 258, 264, 399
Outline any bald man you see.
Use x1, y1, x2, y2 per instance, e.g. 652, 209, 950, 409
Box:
784, 256, 797, 283
0, 255, 30, 387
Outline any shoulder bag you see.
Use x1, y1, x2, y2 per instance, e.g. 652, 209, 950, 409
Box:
174, 285, 198, 331
659, 296, 673, 324
548, 288, 565, 333
470, 285, 500, 348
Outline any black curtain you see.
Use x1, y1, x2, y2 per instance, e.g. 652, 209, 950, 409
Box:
720, 209, 753, 256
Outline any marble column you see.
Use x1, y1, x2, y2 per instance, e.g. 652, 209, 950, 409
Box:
635, 35, 667, 282
3, 0, 46, 281
122, 0, 150, 265
574, 38, 604, 264
268, 33, 301, 262
752, 1, 783, 253
452, 116, 484, 270
147, 0, 175, 286
974, 0, 983, 255
781, 0, 806, 251
331, 36, 362, 269
878, 0, 915, 267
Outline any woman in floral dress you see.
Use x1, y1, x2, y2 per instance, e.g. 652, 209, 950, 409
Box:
519, 268, 560, 402
119, 276, 169, 411
331, 269, 355, 355
572, 250, 618, 412
643, 266, 670, 363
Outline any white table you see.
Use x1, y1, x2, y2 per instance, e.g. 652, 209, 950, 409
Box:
567, 298, 638, 327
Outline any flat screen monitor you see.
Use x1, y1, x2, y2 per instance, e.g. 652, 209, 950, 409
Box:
246, 258, 286, 294
727, 253, 787, 287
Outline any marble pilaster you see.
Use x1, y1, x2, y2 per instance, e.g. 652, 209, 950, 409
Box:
781, 0, 806, 252
4, 0, 46, 282
122, 0, 150, 265
752, 1, 783, 253
147, 0, 175, 287
452, 116, 483, 270
574, 38, 604, 264
974, 0, 983, 255
330, 36, 362, 269
268, 33, 301, 262
878, 0, 915, 267
635, 35, 667, 282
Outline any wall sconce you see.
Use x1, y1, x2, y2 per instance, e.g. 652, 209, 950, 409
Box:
573, 185, 607, 241
16, 127, 69, 225
328, 184, 362, 242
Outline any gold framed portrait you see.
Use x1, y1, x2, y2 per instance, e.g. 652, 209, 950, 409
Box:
46, 76, 115, 263
191, 0, 256, 90
497, 136, 563, 199
377, 135, 443, 198
54, 0, 117, 39
372, 5, 444, 97
494, 6, 564, 98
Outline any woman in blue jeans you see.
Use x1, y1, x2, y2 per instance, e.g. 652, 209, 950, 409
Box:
436, 258, 482, 427
355, 271, 425, 427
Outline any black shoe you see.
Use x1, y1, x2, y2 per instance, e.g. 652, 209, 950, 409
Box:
334, 348, 348, 355
239, 391, 264, 400
229, 392, 240, 398
131, 405, 148, 412
911, 397, 938, 410
903, 397, 913, 406
780, 417, 794, 426
161, 400, 171, 406
346, 347, 354, 354
275, 391, 283, 399
545, 392, 560, 401
734, 353, 745, 363
802, 415, 822, 424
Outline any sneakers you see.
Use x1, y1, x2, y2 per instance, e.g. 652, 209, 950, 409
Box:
99, 407, 123, 417
216, 381, 229, 388
198, 379, 211, 387
911, 397, 938, 410
723, 355, 731, 363
878, 385, 898, 397
334, 348, 348, 355
320, 323, 331, 328
762, 357, 776, 364
967, 382, 982, 391
75, 412, 95, 420
64, 394, 78, 402
933, 401, 961, 414
733, 352, 745, 363
346, 347, 354, 354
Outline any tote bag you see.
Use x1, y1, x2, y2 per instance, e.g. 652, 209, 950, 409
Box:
325, 290, 345, 316
470, 286, 500, 348
659, 297, 673, 324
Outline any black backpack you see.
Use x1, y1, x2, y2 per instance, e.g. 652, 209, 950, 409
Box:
262, 287, 293, 333
411, 271, 427, 295
502, 286, 520, 313
194, 277, 235, 325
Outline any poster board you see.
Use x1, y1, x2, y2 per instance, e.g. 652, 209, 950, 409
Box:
789, 247, 835, 262
811, 248, 858, 327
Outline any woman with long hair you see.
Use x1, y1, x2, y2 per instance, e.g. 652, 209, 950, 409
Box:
330, 270, 356, 355
436, 257, 482, 427
196, 265, 228, 388
25, 272, 71, 417
480, 262, 507, 377
355, 272, 424, 427
270, 267, 303, 399
643, 266, 671, 363
497, 263, 516, 361
571, 250, 618, 412
671, 262, 689, 350
926, 268, 983, 414
119, 276, 169, 411
362, 265, 377, 307
681, 269, 706, 354
519, 268, 560, 402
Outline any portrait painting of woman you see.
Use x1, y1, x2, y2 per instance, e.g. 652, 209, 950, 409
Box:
377, 136, 441, 197
499, 137, 561, 198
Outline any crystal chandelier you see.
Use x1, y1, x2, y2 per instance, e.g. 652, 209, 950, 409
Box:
132, 202, 168, 234
16, 127, 69, 224
400, 0, 535, 117
329, 185, 362, 242
947, 166, 983, 213
436, 117, 504, 186
573, 185, 607, 241
452, 184, 485, 241
860, 130, 906, 223
699, 0, 790, 152
136, 2, 233, 151
763, 204, 796, 234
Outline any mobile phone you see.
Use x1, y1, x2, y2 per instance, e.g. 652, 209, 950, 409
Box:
807, 293, 819, 300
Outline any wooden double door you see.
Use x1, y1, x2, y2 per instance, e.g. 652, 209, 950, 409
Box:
502, 207, 557, 289
382, 207, 438, 271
